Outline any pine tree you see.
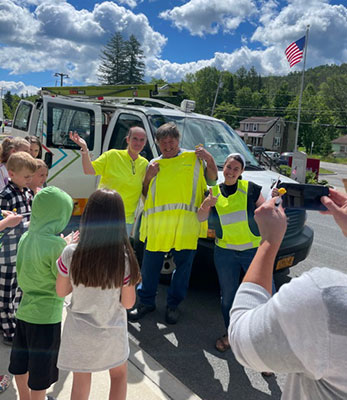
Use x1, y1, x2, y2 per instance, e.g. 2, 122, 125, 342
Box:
98, 32, 127, 85
125, 35, 145, 84
98, 32, 145, 85
4, 91, 12, 109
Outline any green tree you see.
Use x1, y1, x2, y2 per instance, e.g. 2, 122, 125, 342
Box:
273, 82, 291, 117
98, 32, 127, 84
220, 72, 236, 104
213, 102, 240, 128
98, 32, 145, 85
125, 34, 145, 84
4, 91, 12, 109
319, 74, 347, 126
235, 67, 247, 90
247, 66, 262, 92
235, 87, 254, 117
182, 67, 220, 114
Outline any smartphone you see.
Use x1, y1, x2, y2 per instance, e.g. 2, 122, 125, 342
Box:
278, 183, 329, 211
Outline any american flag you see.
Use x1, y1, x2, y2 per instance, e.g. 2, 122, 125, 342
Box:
285, 36, 305, 67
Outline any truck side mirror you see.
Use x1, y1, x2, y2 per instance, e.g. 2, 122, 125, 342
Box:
44, 152, 53, 169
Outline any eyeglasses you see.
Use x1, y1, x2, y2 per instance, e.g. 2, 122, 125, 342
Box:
131, 160, 135, 175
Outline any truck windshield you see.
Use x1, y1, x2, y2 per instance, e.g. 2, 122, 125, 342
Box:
149, 115, 259, 168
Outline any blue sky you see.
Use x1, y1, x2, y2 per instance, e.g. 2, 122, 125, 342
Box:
0, 0, 346, 95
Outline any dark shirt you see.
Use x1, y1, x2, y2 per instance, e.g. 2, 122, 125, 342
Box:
209, 180, 262, 238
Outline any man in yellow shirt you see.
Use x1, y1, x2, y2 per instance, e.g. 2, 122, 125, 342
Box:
69, 127, 148, 235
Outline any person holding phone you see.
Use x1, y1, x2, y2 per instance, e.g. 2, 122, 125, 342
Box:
229, 189, 347, 399
197, 153, 275, 355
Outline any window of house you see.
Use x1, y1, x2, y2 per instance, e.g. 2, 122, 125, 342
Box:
340, 145, 346, 153
253, 123, 258, 131
273, 137, 281, 147
245, 123, 249, 131
276, 123, 281, 133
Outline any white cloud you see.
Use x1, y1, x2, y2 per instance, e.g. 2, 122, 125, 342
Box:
159, 0, 256, 36
146, 46, 285, 81
0, 80, 40, 96
0, 0, 346, 88
0, 1, 167, 82
252, 0, 347, 64
115, 0, 141, 9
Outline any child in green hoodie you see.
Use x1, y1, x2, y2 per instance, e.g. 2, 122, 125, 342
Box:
8, 186, 75, 400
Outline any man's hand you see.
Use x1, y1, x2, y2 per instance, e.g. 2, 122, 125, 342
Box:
142, 162, 160, 197
321, 189, 347, 237
145, 162, 159, 182
195, 146, 212, 162
69, 131, 88, 151
254, 198, 287, 247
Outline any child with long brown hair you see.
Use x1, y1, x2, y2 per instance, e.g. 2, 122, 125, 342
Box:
56, 189, 141, 400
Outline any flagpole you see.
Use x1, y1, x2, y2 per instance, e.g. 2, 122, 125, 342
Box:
294, 25, 310, 152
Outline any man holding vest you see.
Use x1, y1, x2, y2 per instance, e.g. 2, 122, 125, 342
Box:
128, 122, 217, 324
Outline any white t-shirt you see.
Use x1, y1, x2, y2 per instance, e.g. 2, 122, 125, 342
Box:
57, 244, 131, 372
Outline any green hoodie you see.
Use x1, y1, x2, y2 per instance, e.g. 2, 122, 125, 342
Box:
16, 186, 74, 324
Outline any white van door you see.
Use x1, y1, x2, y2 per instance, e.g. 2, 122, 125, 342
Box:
42, 96, 102, 212
11, 100, 40, 137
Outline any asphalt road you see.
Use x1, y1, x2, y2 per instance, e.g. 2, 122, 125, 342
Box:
129, 169, 347, 400
320, 160, 347, 190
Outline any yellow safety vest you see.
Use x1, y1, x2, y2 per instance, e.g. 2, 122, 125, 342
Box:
212, 180, 261, 251
140, 151, 208, 252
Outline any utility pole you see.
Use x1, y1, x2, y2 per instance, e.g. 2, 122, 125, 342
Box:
54, 72, 69, 87
211, 72, 223, 117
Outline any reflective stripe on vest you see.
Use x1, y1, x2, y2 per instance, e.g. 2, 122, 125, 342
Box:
215, 238, 256, 251
144, 156, 201, 217
140, 151, 207, 252
212, 182, 261, 251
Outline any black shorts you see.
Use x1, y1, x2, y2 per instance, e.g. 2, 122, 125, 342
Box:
8, 319, 61, 391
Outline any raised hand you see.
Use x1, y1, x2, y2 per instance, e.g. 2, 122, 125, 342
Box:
202, 188, 220, 209
69, 131, 88, 151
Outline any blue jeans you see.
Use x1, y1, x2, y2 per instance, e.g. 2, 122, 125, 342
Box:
137, 249, 196, 308
126, 223, 133, 237
214, 245, 276, 330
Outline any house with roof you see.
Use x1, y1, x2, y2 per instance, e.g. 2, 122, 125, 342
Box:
235, 116, 295, 152
331, 135, 347, 157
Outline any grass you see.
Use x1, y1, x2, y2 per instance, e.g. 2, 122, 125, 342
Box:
298, 147, 347, 165
319, 167, 334, 174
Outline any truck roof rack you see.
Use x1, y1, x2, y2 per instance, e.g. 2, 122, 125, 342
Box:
40, 84, 189, 111
41, 83, 183, 99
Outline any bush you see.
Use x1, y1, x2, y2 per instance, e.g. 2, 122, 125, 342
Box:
305, 170, 317, 184
279, 165, 291, 177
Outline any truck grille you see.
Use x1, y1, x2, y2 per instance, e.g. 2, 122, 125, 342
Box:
284, 209, 306, 238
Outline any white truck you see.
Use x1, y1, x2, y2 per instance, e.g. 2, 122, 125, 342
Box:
11, 84, 313, 276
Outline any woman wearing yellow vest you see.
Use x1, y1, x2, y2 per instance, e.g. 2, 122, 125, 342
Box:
69, 127, 148, 236
198, 153, 276, 353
